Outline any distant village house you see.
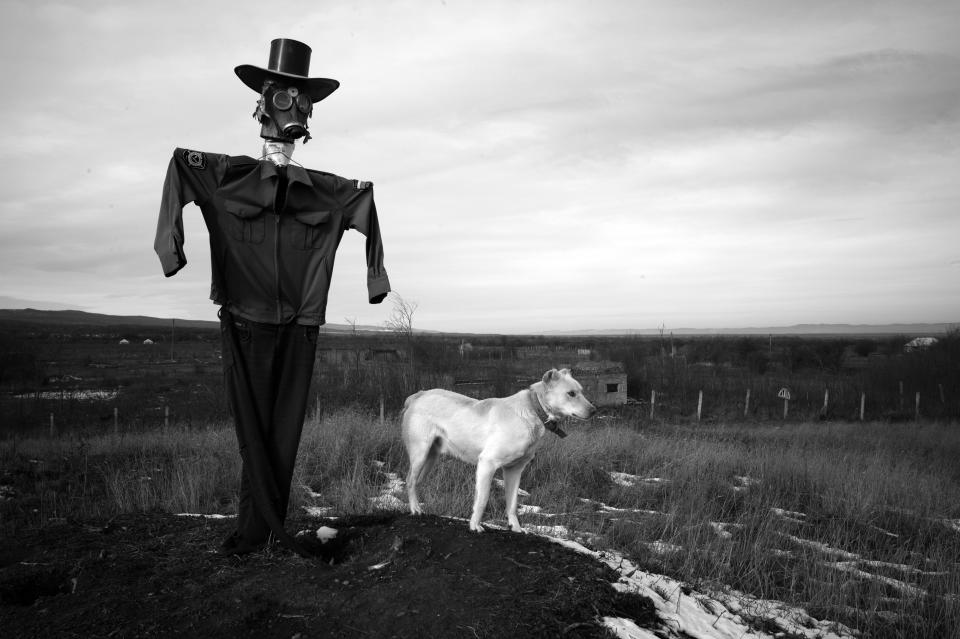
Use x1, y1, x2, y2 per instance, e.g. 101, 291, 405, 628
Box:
904, 337, 938, 352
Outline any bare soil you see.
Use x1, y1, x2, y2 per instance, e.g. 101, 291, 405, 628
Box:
1, 511, 656, 638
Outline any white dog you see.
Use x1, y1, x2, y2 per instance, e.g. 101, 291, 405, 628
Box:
401, 369, 596, 532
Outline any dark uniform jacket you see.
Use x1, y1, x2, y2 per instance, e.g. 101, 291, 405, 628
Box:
154, 148, 391, 325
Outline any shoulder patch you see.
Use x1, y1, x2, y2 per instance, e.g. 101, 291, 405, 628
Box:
356, 180, 373, 190
182, 149, 206, 170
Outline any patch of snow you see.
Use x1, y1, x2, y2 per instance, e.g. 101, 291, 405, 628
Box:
301, 484, 323, 499
541, 536, 857, 639
824, 561, 927, 597
732, 475, 760, 492
857, 559, 947, 577
867, 524, 898, 538
609, 472, 640, 487
370, 495, 406, 510
380, 471, 404, 493
646, 541, 683, 555
941, 518, 960, 534
493, 478, 530, 496
778, 533, 860, 561
369, 470, 407, 510
602, 616, 661, 639
14, 389, 119, 401
526, 524, 571, 538
370, 493, 406, 510
518, 505, 542, 515
775, 534, 938, 593
610, 472, 671, 487
580, 498, 663, 517
174, 513, 236, 519
770, 507, 807, 525
303, 505, 335, 518
710, 522, 740, 539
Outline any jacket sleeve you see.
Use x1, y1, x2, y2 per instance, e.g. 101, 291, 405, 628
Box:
340, 180, 391, 304
153, 149, 225, 277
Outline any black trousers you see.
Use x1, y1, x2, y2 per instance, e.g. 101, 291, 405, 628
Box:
220, 309, 319, 545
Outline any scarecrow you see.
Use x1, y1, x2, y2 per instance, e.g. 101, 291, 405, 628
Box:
154, 39, 391, 556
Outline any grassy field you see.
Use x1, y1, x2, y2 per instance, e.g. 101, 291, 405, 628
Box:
2, 411, 959, 638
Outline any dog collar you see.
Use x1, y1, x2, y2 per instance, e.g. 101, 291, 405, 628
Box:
528, 390, 567, 438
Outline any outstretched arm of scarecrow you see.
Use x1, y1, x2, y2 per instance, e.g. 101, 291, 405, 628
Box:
342, 180, 391, 304
153, 148, 226, 277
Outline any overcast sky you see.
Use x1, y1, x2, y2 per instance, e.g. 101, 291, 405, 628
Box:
1, 1, 958, 334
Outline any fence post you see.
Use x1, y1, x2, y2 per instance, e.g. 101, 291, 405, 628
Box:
380, 395, 385, 427
744, 389, 750, 418
650, 390, 656, 420
860, 393, 866, 422
114, 407, 119, 435
49, 412, 56, 437
697, 390, 703, 422
915, 392, 920, 421
939, 383, 945, 405
899, 380, 904, 413
822, 389, 829, 417
164, 405, 169, 431
783, 397, 789, 421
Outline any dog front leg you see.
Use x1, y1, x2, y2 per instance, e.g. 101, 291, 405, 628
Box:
470, 458, 498, 532
502, 461, 530, 533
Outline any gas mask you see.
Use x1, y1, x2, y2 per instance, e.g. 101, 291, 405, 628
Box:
254, 81, 313, 144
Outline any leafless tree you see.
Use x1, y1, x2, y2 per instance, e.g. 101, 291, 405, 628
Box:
344, 316, 362, 375
384, 293, 419, 381
344, 316, 358, 336
384, 293, 419, 338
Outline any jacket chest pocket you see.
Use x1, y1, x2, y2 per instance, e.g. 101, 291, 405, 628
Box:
290, 210, 332, 250
223, 200, 266, 244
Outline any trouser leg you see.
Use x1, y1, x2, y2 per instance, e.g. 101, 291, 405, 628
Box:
222, 312, 279, 544
220, 311, 318, 546
269, 322, 319, 517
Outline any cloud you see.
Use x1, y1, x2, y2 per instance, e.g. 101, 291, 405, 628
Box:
0, 0, 958, 332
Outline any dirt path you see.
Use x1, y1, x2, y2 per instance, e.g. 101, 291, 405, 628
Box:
1, 512, 655, 638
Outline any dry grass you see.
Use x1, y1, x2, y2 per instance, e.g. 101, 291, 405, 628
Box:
522, 419, 960, 639
2, 412, 959, 637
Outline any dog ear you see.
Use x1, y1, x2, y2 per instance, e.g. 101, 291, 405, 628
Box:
542, 369, 559, 385
558, 368, 570, 377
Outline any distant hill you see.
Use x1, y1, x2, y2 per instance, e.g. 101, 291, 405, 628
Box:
0, 309, 386, 334
0, 308, 953, 337
541, 323, 956, 337
0, 308, 219, 329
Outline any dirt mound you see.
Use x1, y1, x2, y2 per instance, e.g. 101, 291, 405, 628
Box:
1, 512, 655, 638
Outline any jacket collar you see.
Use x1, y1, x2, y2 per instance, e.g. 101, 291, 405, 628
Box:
259, 159, 311, 187
528, 390, 567, 438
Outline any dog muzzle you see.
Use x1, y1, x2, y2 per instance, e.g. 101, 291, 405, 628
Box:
254, 83, 313, 143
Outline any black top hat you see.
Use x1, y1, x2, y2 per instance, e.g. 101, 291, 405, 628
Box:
235, 38, 340, 103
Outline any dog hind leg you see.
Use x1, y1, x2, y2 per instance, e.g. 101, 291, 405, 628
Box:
469, 457, 498, 532
405, 430, 439, 515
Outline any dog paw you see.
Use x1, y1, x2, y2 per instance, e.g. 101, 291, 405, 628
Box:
409, 504, 424, 515
469, 522, 485, 533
